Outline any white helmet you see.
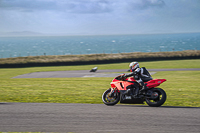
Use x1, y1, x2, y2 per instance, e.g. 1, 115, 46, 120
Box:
129, 62, 139, 72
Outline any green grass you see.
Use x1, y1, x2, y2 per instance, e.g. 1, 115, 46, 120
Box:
0, 59, 200, 107
0, 77, 109, 103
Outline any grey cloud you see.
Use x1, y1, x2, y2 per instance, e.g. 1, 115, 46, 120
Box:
128, 0, 165, 10
66, 0, 113, 14
0, 0, 51, 9
0, 0, 166, 14
0, 0, 113, 13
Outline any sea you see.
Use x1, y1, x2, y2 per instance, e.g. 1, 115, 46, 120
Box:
0, 33, 200, 59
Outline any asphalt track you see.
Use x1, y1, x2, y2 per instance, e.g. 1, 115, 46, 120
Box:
0, 103, 200, 132
13, 68, 200, 78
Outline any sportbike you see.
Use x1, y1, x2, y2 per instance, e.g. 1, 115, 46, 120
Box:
102, 74, 167, 107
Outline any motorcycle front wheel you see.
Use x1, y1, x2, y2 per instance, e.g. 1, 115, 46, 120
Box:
145, 88, 167, 107
102, 88, 120, 106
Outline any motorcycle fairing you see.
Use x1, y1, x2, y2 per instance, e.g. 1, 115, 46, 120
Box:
110, 80, 138, 91
145, 79, 166, 88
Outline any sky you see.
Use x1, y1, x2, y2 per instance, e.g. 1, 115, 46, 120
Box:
0, 0, 200, 35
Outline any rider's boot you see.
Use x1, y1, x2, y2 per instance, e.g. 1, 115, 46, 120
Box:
139, 83, 149, 94
133, 86, 146, 98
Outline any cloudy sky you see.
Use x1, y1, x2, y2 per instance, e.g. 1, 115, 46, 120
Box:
0, 0, 200, 35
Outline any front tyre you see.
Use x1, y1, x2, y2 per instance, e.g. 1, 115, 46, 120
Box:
102, 88, 120, 106
145, 88, 167, 107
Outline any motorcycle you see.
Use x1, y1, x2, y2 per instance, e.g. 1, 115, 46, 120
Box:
102, 74, 167, 107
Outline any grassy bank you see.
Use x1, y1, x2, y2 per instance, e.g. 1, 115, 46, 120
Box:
0, 59, 200, 107
0, 50, 200, 67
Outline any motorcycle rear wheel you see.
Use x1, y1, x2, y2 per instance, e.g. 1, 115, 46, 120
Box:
102, 88, 120, 106
145, 88, 167, 107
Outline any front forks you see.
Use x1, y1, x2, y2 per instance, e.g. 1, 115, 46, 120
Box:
109, 88, 117, 97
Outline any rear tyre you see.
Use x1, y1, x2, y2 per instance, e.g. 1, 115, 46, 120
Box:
102, 88, 120, 106
145, 88, 167, 107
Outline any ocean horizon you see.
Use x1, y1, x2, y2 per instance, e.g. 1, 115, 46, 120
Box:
0, 32, 200, 59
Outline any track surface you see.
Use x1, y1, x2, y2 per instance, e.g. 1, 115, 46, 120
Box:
0, 103, 200, 133
13, 68, 200, 78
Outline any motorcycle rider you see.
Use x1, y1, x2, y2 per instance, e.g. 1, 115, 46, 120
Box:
123, 62, 153, 97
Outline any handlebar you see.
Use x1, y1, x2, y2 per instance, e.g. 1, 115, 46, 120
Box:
115, 74, 126, 80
